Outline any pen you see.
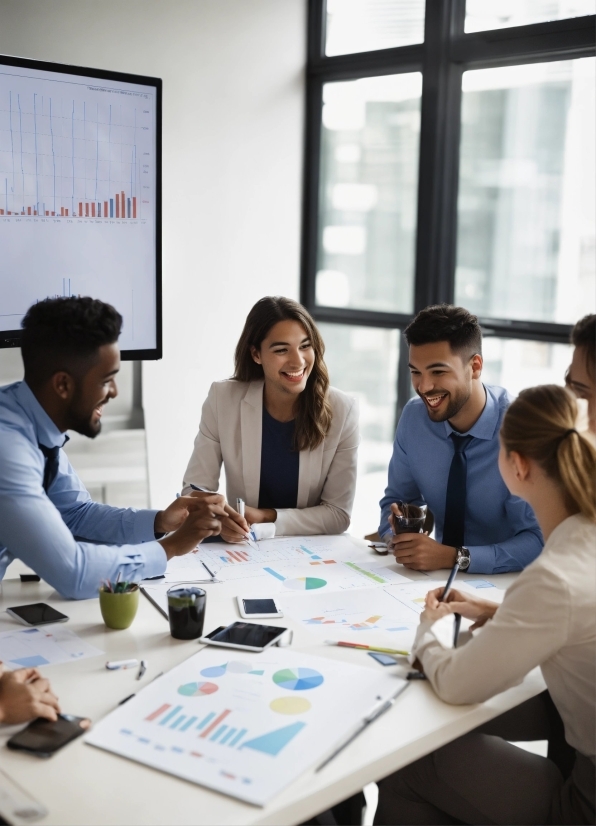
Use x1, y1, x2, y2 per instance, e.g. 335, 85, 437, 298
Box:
236, 498, 245, 518
189, 483, 218, 494
439, 561, 460, 602
137, 660, 147, 680
201, 561, 217, 580
316, 681, 410, 771
106, 659, 139, 670
325, 640, 409, 656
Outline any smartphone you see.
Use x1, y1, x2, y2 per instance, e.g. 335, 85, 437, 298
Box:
6, 603, 69, 626
7, 714, 91, 758
236, 596, 283, 619
199, 621, 287, 652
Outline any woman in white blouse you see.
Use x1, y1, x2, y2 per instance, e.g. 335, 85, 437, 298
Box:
375, 385, 595, 825
182, 296, 359, 539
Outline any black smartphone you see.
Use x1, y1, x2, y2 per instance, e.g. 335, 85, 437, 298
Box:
6, 603, 69, 626
7, 714, 91, 757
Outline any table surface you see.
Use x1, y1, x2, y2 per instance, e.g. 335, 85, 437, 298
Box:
0, 541, 545, 826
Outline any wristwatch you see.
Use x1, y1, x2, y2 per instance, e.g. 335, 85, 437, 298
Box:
455, 546, 471, 570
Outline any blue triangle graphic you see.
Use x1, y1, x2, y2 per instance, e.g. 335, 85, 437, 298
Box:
239, 721, 306, 756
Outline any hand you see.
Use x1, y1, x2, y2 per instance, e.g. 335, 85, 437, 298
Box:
220, 504, 251, 544
424, 587, 499, 630
158, 494, 227, 559
244, 505, 277, 525
0, 666, 61, 724
389, 532, 457, 571
154, 491, 217, 534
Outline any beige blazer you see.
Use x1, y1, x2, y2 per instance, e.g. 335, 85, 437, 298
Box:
182, 379, 359, 535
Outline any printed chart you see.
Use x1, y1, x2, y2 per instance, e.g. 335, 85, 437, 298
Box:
85, 648, 402, 806
277, 583, 456, 649
164, 535, 371, 583
0, 626, 103, 669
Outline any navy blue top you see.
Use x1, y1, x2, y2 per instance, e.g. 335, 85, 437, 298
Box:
258, 406, 299, 510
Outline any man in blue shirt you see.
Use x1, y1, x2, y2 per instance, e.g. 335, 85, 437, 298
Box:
0, 297, 227, 599
379, 305, 542, 574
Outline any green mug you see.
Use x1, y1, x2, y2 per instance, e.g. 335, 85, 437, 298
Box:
99, 586, 139, 629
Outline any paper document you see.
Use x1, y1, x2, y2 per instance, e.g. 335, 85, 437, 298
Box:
165, 535, 370, 583
0, 625, 103, 669
85, 647, 404, 806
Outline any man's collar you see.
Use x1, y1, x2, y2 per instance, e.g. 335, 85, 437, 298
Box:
443, 385, 498, 441
15, 381, 66, 449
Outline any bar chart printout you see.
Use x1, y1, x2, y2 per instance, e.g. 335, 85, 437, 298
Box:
85, 647, 403, 805
0, 60, 158, 351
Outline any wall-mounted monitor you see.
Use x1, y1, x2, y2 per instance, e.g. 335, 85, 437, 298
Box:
0, 54, 162, 359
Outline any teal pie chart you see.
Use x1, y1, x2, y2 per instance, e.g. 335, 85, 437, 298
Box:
272, 667, 324, 691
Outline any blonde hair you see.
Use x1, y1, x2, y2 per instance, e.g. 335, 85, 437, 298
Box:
501, 385, 596, 522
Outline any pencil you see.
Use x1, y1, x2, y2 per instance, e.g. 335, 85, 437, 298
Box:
325, 640, 409, 656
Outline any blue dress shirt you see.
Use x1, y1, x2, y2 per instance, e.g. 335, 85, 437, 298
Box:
379, 384, 543, 574
0, 381, 166, 599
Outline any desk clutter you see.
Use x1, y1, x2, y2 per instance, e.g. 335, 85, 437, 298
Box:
0, 534, 504, 813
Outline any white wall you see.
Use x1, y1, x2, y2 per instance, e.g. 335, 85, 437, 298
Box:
0, 0, 305, 507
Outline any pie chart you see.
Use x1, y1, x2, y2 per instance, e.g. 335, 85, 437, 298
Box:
270, 697, 312, 715
283, 577, 327, 591
272, 667, 324, 690
177, 681, 219, 697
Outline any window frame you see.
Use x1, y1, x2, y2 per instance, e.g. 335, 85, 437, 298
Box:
301, 0, 596, 421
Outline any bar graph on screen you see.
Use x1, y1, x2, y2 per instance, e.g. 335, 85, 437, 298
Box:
0, 89, 146, 219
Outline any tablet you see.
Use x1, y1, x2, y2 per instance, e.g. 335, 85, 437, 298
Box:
199, 621, 287, 652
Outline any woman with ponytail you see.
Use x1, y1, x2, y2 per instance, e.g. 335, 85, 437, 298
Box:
375, 385, 595, 825
182, 297, 359, 538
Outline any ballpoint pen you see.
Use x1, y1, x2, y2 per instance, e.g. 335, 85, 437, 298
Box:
201, 561, 217, 580
316, 681, 410, 771
236, 498, 259, 550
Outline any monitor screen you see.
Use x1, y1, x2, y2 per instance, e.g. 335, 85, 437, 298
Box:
0, 55, 162, 358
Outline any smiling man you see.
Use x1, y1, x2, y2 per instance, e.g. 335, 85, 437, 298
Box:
378, 305, 543, 574
0, 297, 227, 599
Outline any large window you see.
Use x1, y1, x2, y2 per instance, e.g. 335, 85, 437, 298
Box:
303, 0, 594, 534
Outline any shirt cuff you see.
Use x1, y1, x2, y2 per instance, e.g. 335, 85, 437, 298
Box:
138, 540, 168, 579
133, 509, 162, 544
466, 544, 499, 574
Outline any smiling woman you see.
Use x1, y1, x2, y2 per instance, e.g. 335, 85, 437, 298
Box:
182, 297, 359, 537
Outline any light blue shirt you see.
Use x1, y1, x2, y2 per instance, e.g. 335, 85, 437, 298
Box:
379, 384, 543, 574
0, 381, 166, 599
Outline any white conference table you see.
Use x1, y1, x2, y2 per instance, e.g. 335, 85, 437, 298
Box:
0, 540, 545, 826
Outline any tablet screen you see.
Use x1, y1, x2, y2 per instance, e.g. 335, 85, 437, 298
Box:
210, 622, 284, 648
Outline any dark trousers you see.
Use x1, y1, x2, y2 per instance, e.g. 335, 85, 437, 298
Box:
374, 692, 594, 825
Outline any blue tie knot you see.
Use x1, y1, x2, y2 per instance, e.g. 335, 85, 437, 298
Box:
451, 434, 473, 453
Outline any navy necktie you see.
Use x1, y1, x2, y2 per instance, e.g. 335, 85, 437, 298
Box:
38, 439, 68, 494
442, 434, 473, 548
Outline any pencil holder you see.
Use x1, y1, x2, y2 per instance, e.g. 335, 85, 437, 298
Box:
99, 586, 139, 630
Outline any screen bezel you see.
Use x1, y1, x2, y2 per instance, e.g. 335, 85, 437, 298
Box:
242, 598, 279, 615
209, 621, 285, 648
0, 53, 162, 360
8, 602, 69, 625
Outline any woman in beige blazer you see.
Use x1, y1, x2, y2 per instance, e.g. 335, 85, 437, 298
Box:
182, 296, 359, 538
375, 385, 596, 825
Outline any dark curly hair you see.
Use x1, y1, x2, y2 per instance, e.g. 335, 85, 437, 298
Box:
21, 297, 122, 386
233, 296, 332, 451
405, 304, 482, 362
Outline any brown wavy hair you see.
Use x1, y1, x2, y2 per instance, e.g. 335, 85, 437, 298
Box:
233, 297, 332, 451
501, 385, 596, 522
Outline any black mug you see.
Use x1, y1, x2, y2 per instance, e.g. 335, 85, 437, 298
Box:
167, 587, 206, 640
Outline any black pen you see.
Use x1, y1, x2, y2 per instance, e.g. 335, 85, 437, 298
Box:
201, 561, 217, 580
439, 561, 459, 602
